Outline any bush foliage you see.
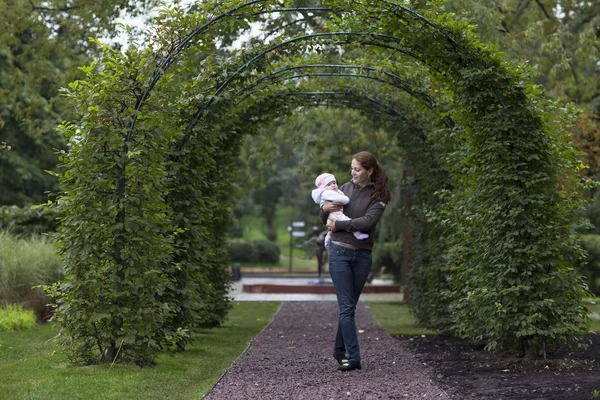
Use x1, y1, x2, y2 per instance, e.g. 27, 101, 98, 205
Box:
0, 304, 37, 332
0, 205, 60, 237
229, 240, 281, 263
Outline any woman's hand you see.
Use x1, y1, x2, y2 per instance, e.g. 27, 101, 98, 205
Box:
322, 201, 343, 213
326, 218, 336, 232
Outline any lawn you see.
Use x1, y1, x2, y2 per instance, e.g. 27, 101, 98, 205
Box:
589, 299, 600, 332
1, 300, 596, 399
369, 301, 600, 336
237, 204, 322, 271
367, 303, 435, 336
0, 301, 281, 400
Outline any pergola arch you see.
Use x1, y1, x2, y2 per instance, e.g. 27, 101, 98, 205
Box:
150, 30, 445, 148
128, 0, 506, 143
50, 0, 590, 364
233, 88, 442, 173
235, 65, 439, 108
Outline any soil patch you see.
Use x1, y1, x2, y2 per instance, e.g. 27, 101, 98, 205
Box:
404, 333, 600, 400
204, 301, 448, 399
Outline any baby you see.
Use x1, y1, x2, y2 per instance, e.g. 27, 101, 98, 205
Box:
311, 172, 368, 248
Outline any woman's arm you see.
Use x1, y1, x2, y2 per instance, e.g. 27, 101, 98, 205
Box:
334, 201, 385, 232
320, 201, 343, 224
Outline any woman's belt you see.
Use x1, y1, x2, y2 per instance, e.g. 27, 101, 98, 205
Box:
332, 241, 360, 250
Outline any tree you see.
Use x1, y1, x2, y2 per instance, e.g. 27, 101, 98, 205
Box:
0, 0, 155, 206
237, 106, 404, 241
441, 0, 600, 178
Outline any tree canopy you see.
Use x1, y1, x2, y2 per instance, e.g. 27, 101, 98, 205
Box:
0, 0, 155, 205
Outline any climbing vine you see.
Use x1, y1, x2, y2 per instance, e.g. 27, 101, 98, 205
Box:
48, 0, 591, 364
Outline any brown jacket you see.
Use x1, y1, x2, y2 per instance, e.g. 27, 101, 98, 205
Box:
319, 182, 386, 250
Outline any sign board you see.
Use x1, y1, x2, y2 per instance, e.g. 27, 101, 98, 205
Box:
292, 231, 306, 237
291, 221, 305, 228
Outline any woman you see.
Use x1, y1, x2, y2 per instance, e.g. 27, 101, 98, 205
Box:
320, 151, 391, 372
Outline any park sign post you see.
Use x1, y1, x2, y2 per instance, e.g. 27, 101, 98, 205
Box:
288, 221, 306, 273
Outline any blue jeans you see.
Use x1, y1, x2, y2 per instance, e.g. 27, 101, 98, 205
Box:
328, 243, 372, 364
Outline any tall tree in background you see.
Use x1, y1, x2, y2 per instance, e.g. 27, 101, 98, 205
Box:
0, 0, 154, 206
442, 0, 599, 176
238, 107, 403, 243
443, 0, 598, 101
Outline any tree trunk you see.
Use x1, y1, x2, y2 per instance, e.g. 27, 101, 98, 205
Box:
399, 167, 415, 305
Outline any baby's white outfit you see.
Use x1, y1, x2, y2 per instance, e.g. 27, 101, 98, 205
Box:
311, 187, 368, 248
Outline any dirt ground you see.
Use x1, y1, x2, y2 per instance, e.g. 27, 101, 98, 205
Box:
404, 333, 600, 400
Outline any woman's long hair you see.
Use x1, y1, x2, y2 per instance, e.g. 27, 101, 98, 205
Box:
353, 151, 391, 204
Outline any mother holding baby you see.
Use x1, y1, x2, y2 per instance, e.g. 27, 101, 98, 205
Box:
319, 151, 391, 372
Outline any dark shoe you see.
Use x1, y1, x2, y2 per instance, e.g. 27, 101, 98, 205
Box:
337, 361, 361, 371
333, 353, 348, 365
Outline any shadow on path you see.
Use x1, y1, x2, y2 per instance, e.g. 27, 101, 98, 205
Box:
204, 301, 448, 399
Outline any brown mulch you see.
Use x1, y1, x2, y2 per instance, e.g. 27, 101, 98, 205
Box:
204, 301, 448, 399
405, 332, 600, 400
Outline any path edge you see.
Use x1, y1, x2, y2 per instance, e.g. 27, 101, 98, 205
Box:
201, 301, 286, 399
364, 302, 451, 399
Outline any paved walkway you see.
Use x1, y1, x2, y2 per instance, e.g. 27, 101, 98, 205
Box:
229, 277, 403, 302
204, 301, 448, 400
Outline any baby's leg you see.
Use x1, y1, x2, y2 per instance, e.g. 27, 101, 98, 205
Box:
325, 231, 332, 249
353, 231, 369, 240
329, 211, 350, 221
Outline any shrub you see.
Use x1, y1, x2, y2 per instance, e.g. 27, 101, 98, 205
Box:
0, 231, 62, 321
580, 201, 600, 234
0, 204, 61, 237
228, 241, 257, 262
228, 240, 280, 264
372, 241, 401, 279
253, 240, 280, 263
0, 304, 37, 331
227, 217, 244, 238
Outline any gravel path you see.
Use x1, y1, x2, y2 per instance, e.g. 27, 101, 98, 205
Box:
204, 301, 449, 400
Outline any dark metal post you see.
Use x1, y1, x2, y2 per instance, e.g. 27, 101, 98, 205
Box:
288, 223, 293, 274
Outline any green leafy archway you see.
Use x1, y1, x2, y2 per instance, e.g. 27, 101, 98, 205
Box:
49, 0, 590, 364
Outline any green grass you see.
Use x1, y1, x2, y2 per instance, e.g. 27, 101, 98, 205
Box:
589, 299, 600, 332
367, 303, 435, 336
242, 205, 316, 265
237, 204, 322, 270
368, 301, 600, 337
239, 214, 267, 242
0, 301, 281, 400
238, 255, 318, 270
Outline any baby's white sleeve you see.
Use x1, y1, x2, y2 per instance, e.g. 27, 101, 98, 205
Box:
321, 190, 350, 205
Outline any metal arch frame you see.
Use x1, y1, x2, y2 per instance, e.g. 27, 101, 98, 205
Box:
234, 72, 455, 128
277, 91, 414, 121
230, 89, 433, 146
230, 64, 456, 128
236, 72, 427, 106
173, 31, 422, 149
125, 0, 495, 143
234, 90, 440, 164
234, 64, 437, 108
126, 3, 336, 142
